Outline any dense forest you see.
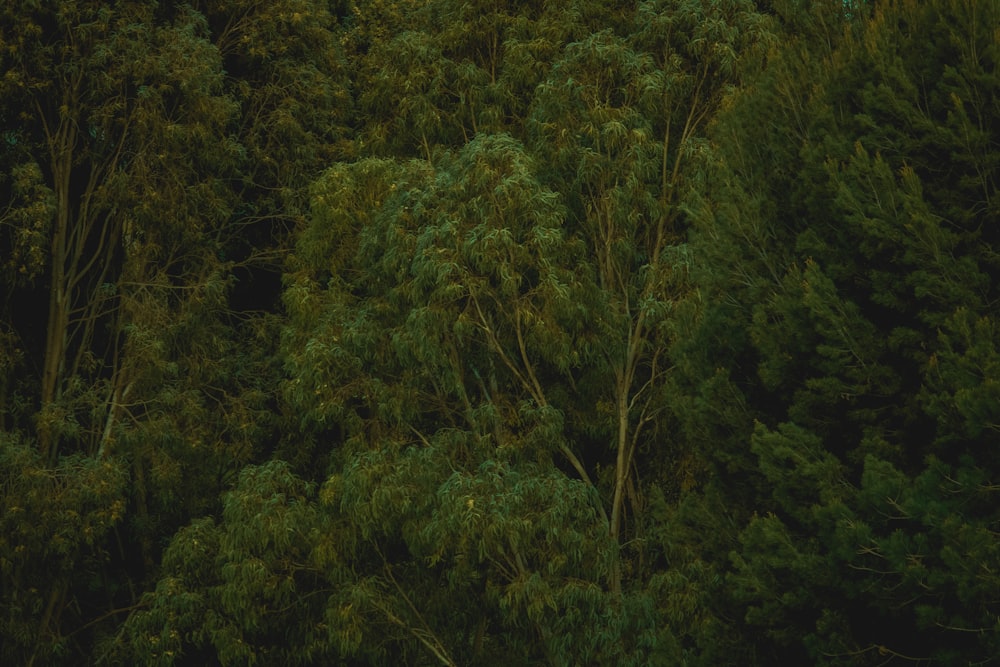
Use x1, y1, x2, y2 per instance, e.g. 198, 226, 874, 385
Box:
2, 0, 998, 664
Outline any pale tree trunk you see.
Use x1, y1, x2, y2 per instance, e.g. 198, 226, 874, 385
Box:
36, 78, 130, 462
38, 104, 76, 463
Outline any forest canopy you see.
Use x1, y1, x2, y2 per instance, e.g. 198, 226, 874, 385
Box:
2, 0, 999, 665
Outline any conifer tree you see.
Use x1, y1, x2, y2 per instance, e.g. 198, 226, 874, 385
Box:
679, 0, 1000, 662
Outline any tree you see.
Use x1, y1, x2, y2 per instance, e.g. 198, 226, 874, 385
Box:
122, 461, 336, 666
0, 0, 238, 462
0, 6, 242, 658
0, 0, 348, 464
528, 0, 771, 593
0, 433, 127, 666
346, 0, 620, 159
1, 1, 349, 660
282, 135, 656, 664
678, 0, 1000, 662
277, 4, 772, 662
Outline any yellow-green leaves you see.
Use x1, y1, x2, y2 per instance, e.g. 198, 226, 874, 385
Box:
0, 435, 127, 665
0, 160, 53, 281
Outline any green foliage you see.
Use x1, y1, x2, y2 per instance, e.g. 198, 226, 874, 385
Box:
677, 0, 1000, 662
192, 0, 352, 211
124, 454, 660, 665
282, 124, 697, 661
0, 160, 54, 281
525, 0, 772, 593
285, 133, 589, 460
347, 0, 616, 158
7, 0, 998, 664
281, 0, 774, 661
0, 434, 127, 665
124, 461, 337, 666
1, 0, 348, 661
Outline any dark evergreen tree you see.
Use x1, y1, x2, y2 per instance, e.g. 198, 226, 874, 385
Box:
676, 0, 1000, 662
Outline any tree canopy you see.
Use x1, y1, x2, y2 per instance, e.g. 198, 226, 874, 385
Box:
3, 0, 999, 664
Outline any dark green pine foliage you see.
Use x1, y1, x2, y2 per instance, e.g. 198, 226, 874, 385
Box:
678, 0, 1000, 663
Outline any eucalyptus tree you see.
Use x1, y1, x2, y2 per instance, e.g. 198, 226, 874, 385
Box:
278, 7, 772, 663
0, 0, 347, 458
0, 433, 127, 666
190, 0, 352, 250
282, 135, 664, 664
121, 0, 776, 663
0, 6, 238, 660
122, 461, 338, 666
0, 0, 348, 661
528, 0, 772, 593
124, 135, 666, 664
0, 1, 236, 462
347, 0, 623, 159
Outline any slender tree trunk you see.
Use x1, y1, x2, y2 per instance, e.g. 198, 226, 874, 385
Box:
39, 135, 74, 463
608, 385, 630, 596
30, 579, 68, 667
98, 378, 131, 459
